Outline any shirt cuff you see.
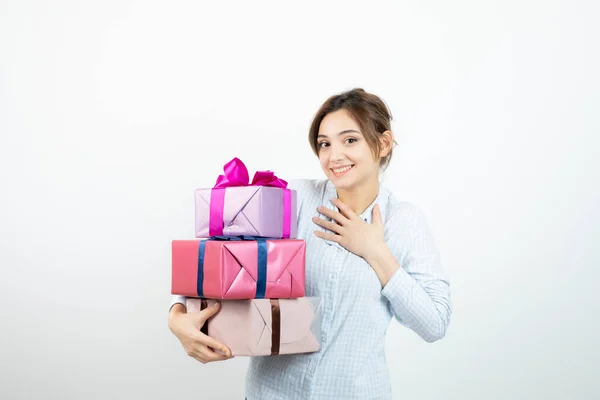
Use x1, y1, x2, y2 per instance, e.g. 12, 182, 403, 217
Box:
169, 295, 187, 312
381, 266, 415, 305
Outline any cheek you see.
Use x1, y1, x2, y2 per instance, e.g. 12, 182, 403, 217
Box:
318, 153, 328, 168
351, 147, 378, 168
350, 147, 370, 162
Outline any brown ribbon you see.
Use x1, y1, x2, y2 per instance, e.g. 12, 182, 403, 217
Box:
270, 299, 280, 355
200, 299, 209, 336
200, 299, 281, 355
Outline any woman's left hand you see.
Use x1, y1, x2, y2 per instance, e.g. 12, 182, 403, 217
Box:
313, 198, 386, 260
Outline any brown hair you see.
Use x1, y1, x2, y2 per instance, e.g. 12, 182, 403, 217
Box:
309, 88, 396, 170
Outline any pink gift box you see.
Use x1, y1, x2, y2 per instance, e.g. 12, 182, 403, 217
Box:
195, 157, 298, 239
171, 239, 306, 299
186, 297, 322, 356
195, 186, 298, 239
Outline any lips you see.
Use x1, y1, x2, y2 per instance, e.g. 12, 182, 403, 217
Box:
330, 164, 354, 178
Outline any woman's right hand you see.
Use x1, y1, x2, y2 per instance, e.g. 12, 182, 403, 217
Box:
168, 302, 234, 363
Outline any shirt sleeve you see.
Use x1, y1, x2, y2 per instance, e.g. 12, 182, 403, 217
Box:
170, 295, 187, 311
287, 178, 312, 218
380, 205, 452, 342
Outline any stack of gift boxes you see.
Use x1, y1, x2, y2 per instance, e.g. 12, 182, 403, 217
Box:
171, 158, 322, 356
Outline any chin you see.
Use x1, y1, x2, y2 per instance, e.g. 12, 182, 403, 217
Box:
328, 175, 358, 190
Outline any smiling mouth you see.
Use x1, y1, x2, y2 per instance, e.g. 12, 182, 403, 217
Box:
331, 164, 354, 177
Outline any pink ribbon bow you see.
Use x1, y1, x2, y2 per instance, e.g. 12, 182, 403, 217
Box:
214, 157, 288, 189
210, 158, 292, 238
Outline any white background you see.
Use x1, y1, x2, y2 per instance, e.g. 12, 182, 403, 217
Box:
1, 0, 598, 399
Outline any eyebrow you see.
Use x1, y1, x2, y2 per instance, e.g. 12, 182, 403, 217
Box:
317, 129, 360, 139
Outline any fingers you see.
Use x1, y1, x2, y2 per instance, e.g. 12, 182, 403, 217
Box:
312, 216, 343, 234
193, 331, 232, 356
372, 204, 383, 224
186, 302, 233, 358
189, 345, 233, 364
199, 347, 232, 363
330, 199, 357, 220
199, 301, 221, 319
313, 230, 341, 243
317, 205, 348, 225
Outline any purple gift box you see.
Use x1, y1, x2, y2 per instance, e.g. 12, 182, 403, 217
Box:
194, 158, 298, 239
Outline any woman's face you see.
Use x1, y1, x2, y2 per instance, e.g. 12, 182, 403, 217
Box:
316, 109, 380, 190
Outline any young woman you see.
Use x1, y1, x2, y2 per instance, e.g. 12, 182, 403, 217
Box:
168, 88, 452, 400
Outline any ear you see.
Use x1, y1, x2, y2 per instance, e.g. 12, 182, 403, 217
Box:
379, 130, 394, 158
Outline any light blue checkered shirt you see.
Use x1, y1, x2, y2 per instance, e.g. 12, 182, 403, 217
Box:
172, 179, 451, 399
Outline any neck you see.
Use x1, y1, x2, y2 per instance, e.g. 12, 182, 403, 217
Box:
335, 178, 380, 216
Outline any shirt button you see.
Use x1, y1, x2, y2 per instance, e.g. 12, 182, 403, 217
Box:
330, 273, 337, 280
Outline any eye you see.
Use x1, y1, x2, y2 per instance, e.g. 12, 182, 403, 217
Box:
318, 141, 330, 148
345, 138, 357, 144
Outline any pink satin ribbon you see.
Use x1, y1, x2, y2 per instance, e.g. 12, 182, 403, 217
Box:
209, 158, 291, 238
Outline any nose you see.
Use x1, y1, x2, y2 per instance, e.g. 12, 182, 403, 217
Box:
329, 144, 344, 162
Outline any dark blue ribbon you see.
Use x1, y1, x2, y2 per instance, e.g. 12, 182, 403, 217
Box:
255, 239, 267, 298
197, 240, 207, 297
197, 236, 268, 298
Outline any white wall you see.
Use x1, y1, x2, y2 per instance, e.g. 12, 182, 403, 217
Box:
1, 1, 598, 399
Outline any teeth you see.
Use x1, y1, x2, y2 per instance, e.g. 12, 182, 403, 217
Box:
333, 165, 352, 174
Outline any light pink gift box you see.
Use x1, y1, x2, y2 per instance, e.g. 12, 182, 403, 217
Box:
171, 239, 306, 299
195, 157, 298, 239
195, 186, 298, 239
186, 297, 322, 356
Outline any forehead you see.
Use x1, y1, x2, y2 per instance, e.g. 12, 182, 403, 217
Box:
318, 109, 361, 137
